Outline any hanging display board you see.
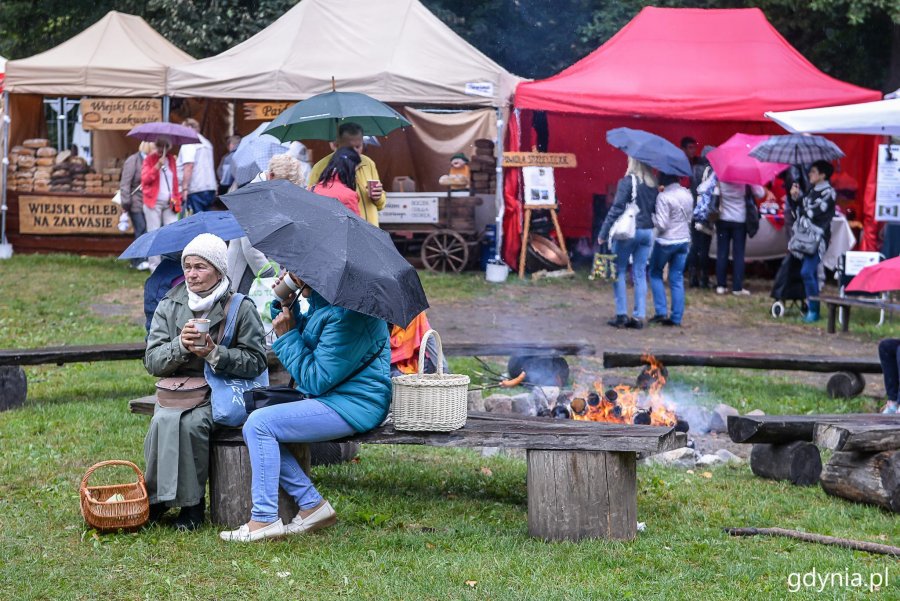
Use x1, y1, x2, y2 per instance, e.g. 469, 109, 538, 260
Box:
502, 152, 577, 168
523, 166, 556, 206
17, 194, 129, 235
876, 144, 900, 223
242, 102, 293, 121
80, 98, 161, 130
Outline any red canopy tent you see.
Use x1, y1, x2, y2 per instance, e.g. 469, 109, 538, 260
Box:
507, 7, 881, 267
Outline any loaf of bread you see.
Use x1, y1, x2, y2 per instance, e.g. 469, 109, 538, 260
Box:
35, 157, 55, 167
36, 147, 58, 157
23, 138, 50, 149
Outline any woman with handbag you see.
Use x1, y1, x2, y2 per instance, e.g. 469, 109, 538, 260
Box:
788, 160, 837, 322
597, 158, 658, 329
144, 233, 267, 530
141, 136, 182, 272
220, 272, 391, 542
713, 180, 765, 296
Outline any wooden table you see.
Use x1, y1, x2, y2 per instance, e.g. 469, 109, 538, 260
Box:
810, 295, 900, 334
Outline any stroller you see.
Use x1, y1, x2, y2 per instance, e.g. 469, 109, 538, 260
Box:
770, 254, 808, 318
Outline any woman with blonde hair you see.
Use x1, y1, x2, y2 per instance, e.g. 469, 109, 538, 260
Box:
597, 157, 658, 329
266, 154, 303, 186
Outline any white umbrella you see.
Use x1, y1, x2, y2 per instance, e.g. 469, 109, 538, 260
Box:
765, 98, 900, 136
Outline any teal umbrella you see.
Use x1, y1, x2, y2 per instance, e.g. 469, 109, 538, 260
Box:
263, 91, 411, 142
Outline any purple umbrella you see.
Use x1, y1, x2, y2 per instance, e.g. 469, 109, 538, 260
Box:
127, 122, 199, 145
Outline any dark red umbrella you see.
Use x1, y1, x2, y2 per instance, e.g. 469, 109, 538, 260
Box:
845, 256, 900, 293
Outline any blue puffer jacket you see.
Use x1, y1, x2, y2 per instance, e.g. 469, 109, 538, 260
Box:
272, 291, 391, 432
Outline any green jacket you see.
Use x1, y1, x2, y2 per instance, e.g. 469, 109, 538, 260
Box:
144, 283, 267, 379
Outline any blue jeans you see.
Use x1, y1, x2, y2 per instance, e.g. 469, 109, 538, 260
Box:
715, 221, 747, 291
187, 189, 216, 213
800, 253, 821, 303
649, 241, 690, 324
612, 228, 653, 319
242, 399, 355, 522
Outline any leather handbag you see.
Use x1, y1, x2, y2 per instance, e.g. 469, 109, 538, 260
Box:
155, 376, 210, 409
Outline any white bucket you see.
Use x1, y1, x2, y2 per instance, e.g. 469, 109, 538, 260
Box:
0, 243, 12, 260
485, 260, 509, 283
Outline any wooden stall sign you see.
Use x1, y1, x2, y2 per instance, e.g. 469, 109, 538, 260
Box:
243, 102, 294, 121
502, 152, 577, 169
379, 194, 439, 224
18, 195, 130, 236
80, 98, 162, 130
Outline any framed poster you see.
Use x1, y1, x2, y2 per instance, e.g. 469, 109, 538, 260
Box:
522, 166, 556, 206
875, 144, 900, 223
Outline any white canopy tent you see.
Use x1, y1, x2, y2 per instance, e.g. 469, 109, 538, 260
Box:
766, 98, 900, 136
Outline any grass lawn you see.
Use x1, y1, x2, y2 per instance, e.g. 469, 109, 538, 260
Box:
0, 255, 897, 600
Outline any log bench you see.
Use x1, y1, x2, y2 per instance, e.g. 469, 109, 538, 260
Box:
0, 340, 595, 410
726, 413, 900, 512
604, 349, 881, 399
809, 295, 900, 334
129, 397, 682, 541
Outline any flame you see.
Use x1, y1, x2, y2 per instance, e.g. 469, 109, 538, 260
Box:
571, 354, 677, 427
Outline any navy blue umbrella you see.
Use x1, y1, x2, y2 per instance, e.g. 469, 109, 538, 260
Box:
119, 211, 245, 260
606, 127, 692, 176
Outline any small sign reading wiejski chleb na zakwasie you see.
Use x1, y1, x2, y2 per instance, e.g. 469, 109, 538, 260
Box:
18, 195, 130, 235
80, 98, 162, 131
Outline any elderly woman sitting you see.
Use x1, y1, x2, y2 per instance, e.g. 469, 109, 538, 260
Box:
220, 272, 391, 542
144, 233, 267, 530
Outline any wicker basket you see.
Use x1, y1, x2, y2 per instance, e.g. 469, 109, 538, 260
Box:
79, 460, 149, 531
391, 330, 469, 431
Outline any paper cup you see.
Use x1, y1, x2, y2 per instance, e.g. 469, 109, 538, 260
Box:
191, 318, 211, 348
367, 180, 379, 197
273, 273, 300, 301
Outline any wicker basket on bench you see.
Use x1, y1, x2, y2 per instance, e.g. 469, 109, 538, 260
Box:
391, 330, 469, 431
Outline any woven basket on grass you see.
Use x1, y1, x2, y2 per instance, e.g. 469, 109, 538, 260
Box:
79, 460, 149, 531
391, 330, 469, 431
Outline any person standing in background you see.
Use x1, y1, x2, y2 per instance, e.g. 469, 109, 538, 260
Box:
120, 141, 155, 271
177, 118, 218, 213
141, 136, 181, 272
217, 135, 241, 195
687, 146, 715, 288
715, 180, 765, 296
649, 173, 694, 327
308, 122, 385, 226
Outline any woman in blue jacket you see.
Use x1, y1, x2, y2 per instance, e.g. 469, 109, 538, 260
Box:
221, 273, 391, 543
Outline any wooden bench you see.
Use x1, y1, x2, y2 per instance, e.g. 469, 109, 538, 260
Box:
0, 340, 595, 411
603, 349, 880, 399
727, 413, 900, 512
810, 295, 900, 334
129, 397, 682, 541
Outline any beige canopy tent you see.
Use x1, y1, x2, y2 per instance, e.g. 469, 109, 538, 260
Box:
166, 0, 519, 106
4, 11, 191, 97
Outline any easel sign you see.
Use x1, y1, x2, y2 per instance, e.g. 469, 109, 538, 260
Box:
523, 166, 556, 206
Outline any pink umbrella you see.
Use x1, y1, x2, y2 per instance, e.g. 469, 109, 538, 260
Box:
845, 257, 900, 293
707, 133, 789, 185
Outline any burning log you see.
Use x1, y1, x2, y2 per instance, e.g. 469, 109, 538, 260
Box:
675, 419, 690, 433
633, 411, 651, 425
550, 404, 571, 419
820, 450, 900, 513
750, 441, 823, 486
570, 397, 587, 416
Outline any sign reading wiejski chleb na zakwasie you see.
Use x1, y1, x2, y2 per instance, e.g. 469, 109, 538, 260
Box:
80, 98, 162, 130
18, 195, 131, 235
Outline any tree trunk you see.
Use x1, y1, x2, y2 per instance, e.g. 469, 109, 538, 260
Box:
820, 450, 900, 513
826, 372, 865, 399
886, 21, 900, 94
527, 449, 636, 541
0, 367, 27, 411
815, 422, 900, 453
750, 441, 822, 485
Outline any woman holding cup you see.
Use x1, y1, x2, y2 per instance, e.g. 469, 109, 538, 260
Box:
143, 233, 267, 530
220, 271, 391, 542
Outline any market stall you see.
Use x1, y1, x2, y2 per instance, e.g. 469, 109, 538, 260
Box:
506, 7, 881, 267
166, 0, 521, 258
1, 11, 192, 255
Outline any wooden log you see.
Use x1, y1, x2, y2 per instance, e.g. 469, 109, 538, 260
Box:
728, 414, 900, 444
603, 349, 882, 373
527, 449, 636, 541
826, 371, 865, 399
0, 366, 27, 411
750, 441, 822, 485
209, 438, 311, 527
820, 450, 900, 512
815, 422, 900, 453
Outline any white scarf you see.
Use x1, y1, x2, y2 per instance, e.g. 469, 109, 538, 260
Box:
186, 278, 230, 313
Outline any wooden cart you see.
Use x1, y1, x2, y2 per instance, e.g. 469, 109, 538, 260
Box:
380, 190, 484, 273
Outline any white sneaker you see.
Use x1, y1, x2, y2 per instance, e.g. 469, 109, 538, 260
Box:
732, 289, 751, 296
285, 500, 337, 535
136, 261, 151, 271
219, 519, 285, 542
715, 287, 727, 295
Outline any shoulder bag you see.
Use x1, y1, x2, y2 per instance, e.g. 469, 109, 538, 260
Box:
205, 293, 270, 426
609, 175, 639, 241
155, 375, 210, 410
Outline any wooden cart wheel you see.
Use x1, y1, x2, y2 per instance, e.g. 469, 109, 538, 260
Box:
421, 229, 469, 273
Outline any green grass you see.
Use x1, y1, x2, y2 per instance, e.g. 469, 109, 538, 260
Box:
0, 255, 898, 600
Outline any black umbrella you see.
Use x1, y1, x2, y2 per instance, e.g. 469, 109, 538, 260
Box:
221, 180, 428, 327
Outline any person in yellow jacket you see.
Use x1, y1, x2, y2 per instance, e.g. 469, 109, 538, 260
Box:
308, 122, 385, 226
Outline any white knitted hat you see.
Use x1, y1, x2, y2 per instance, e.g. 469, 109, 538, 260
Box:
182, 233, 228, 276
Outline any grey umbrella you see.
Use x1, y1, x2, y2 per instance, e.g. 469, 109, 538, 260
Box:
230, 122, 290, 186
749, 134, 844, 164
